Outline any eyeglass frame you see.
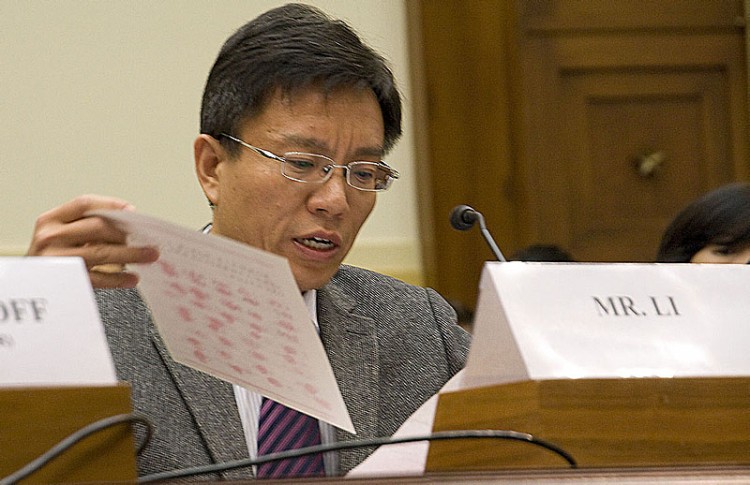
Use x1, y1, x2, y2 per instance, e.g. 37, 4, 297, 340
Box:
219, 133, 400, 192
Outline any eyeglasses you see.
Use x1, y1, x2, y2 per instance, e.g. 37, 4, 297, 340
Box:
220, 133, 399, 192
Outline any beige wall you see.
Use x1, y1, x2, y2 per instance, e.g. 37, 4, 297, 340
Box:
0, 0, 423, 284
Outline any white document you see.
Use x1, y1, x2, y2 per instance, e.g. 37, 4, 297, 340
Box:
465, 261, 750, 388
93, 210, 354, 433
0, 257, 117, 386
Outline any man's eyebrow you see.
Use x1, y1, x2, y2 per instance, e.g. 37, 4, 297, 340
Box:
281, 134, 384, 158
353, 146, 386, 159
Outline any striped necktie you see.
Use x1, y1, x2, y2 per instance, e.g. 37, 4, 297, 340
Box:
256, 397, 325, 478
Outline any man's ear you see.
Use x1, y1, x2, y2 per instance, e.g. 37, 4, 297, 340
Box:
194, 134, 225, 207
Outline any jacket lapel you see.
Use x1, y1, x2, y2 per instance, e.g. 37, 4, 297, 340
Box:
148, 323, 251, 479
317, 281, 380, 474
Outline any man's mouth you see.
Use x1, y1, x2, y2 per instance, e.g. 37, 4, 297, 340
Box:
296, 237, 336, 250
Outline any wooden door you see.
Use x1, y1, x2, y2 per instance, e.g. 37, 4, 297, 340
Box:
410, 0, 748, 314
518, 1, 749, 262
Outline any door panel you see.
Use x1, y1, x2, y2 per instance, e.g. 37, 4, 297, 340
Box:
521, 30, 748, 262
412, 0, 748, 312
567, 70, 733, 261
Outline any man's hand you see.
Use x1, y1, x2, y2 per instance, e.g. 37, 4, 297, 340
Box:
27, 194, 159, 288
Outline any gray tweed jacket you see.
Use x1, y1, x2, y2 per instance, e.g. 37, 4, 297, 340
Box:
96, 264, 470, 480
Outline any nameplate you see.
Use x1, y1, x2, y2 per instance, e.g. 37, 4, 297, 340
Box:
464, 262, 750, 388
0, 257, 117, 386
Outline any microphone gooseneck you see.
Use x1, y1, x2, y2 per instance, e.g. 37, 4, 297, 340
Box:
449, 205, 507, 262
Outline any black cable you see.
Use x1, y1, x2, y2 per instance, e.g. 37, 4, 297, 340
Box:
139, 429, 576, 482
0, 413, 153, 485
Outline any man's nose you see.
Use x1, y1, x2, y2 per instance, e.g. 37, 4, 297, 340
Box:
309, 168, 350, 216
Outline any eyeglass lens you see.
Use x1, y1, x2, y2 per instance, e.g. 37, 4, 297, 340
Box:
282, 154, 390, 190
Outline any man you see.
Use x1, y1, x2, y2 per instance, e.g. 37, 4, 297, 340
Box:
27, 3, 470, 480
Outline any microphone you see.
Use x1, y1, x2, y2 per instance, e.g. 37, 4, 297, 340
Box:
450, 205, 507, 262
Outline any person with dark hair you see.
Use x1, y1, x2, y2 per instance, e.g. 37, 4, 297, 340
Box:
511, 243, 576, 262
27, 4, 470, 480
656, 182, 750, 263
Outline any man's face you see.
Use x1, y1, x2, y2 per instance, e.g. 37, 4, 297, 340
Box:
207, 86, 384, 291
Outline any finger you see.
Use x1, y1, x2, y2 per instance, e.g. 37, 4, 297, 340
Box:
90, 269, 140, 289
39, 244, 159, 269
29, 195, 136, 256
89, 255, 157, 289
37, 194, 134, 226
29, 217, 128, 255
81, 244, 160, 269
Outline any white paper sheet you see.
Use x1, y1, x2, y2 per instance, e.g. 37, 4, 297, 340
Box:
0, 257, 117, 386
93, 210, 354, 433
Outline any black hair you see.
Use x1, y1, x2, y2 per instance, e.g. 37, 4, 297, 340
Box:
511, 244, 576, 262
200, 3, 402, 154
656, 182, 750, 262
